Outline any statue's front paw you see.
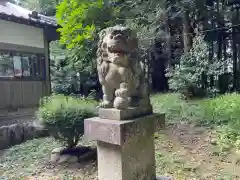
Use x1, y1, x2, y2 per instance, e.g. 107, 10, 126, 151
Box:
113, 97, 129, 109
115, 88, 128, 98
99, 101, 113, 108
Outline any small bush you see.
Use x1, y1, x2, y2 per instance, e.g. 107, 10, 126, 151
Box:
37, 94, 97, 148
201, 93, 240, 150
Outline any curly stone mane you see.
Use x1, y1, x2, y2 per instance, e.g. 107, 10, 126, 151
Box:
97, 25, 140, 73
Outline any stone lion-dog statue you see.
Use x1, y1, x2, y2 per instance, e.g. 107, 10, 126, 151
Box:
97, 25, 151, 110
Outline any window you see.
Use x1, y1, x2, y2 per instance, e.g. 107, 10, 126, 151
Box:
22, 54, 30, 77
0, 52, 14, 77
0, 50, 45, 80
31, 54, 38, 77
13, 53, 22, 77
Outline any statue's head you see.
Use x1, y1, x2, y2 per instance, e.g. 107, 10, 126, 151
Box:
97, 25, 138, 66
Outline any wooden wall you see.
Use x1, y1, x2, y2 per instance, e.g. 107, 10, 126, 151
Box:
0, 81, 49, 110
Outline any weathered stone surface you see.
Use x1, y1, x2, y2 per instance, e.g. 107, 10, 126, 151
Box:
155, 176, 173, 180
97, 25, 151, 110
0, 124, 25, 149
22, 124, 36, 140
50, 147, 97, 164
85, 113, 165, 180
50, 153, 61, 163
0, 126, 10, 149
0, 121, 49, 150
52, 147, 65, 154
51, 147, 67, 163
50, 153, 78, 164
33, 121, 49, 138
98, 106, 153, 120
23, 122, 48, 141
58, 155, 78, 164
85, 113, 165, 146
9, 124, 24, 145
85, 25, 167, 180
96, 121, 155, 180
97, 138, 156, 180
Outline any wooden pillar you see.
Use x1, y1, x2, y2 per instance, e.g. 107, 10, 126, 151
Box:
43, 35, 51, 96
43, 27, 60, 96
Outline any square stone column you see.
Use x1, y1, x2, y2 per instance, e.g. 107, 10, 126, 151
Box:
84, 109, 165, 180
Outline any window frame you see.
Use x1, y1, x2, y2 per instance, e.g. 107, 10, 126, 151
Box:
0, 49, 46, 81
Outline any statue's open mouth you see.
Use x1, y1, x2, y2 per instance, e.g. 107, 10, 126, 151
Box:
113, 50, 125, 56
108, 46, 127, 56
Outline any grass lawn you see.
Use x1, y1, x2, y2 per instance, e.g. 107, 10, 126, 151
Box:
1, 93, 240, 179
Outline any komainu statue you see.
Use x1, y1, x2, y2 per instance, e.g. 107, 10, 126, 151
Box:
97, 25, 151, 110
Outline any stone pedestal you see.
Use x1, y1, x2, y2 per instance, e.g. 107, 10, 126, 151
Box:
84, 111, 165, 180
98, 106, 153, 120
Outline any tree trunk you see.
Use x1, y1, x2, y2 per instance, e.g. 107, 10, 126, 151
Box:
183, 9, 192, 53
165, 18, 171, 69
217, 0, 223, 62
232, 8, 238, 91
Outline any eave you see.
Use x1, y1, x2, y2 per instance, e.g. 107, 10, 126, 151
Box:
0, 12, 60, 29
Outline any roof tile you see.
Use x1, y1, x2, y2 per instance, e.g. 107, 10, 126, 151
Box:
0, 2, 57, 27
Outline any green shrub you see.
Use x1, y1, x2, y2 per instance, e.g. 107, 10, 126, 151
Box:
201, 93, 240, 150
166, 36, 224, 98
37, 94, 97, 148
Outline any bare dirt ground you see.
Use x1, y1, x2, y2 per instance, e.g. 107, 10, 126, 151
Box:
32, 161, 98, 180
155, 121, 240, 180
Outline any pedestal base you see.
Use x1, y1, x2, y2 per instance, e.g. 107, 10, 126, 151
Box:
98, 106, 153, 120
85, 113, 165, 180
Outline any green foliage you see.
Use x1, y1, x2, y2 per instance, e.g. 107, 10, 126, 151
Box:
50, 41, 99, 96
56, 0, 98, 74
151, 93, 240, 152
56, 0, 120, 74
16, 0, 59, 15
201, 93, 240, 151
39, 0, 60, 15
51, 65, 79, 94
150, 93, 203, 122
122, 0, 167, 65
167, 36, 224, 97
37, 94, 97, 148
56, 0, 101, 49
202, 93, 240, 126
50, 41, 75, 94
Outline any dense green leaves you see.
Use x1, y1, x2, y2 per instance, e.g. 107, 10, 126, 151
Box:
201, 93, 240, 151
55, 0, 122, 75
167, 36, 225, 97
16, 0, 59, 15
37, 95, 97, 148
56, 0, 102, 49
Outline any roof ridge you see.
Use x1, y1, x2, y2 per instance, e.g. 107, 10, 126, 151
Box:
0, 2, 57, 28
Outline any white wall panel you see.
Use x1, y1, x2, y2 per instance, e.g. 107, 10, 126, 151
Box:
0, 20, 44, 48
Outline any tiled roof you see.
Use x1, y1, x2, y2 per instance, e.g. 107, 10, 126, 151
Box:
0, 2, 57, 27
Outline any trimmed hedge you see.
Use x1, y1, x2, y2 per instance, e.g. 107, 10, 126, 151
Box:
37, 95, 97, 148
